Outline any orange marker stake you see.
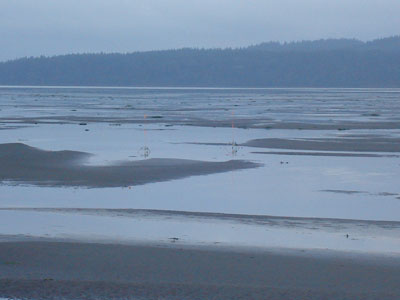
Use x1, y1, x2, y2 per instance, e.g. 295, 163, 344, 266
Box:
232, 111, 235, 144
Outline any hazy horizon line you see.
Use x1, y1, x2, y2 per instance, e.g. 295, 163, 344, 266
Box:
1, 85, 400, 91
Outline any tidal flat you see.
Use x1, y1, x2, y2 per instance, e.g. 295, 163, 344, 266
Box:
1, 87, 400, 299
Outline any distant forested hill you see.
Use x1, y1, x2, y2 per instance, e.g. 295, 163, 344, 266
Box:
1, 36, 400, 87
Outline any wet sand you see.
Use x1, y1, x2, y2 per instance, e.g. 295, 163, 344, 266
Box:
3, 207, 400, 231
0, 143, 260, 188
190, 137, 400, 155
2, 87, 400, 132
251, 151, 399, 157
1, 88, 400, 299
0, 125, 24, 131
243, 137, 400, 152
3, 115, 400, 131
1, 241, 400, 300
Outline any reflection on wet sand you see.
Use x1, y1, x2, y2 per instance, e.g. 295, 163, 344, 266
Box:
1, 87, 400, 253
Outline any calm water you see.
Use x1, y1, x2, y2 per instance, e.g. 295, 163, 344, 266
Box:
1, 87, 400, 253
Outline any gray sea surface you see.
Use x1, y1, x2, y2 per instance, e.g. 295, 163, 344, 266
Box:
1, 87, 400, 254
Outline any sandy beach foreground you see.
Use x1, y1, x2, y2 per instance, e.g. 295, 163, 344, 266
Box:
1, 241, 400, 300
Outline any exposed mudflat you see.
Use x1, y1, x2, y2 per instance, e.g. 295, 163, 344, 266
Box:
1, 87, 400, 299
1, 241, 400, 300
1, 207, 400, 255
243, 137, 400, 152
193, 137, 400, 153
3, 207, 400, 231
1, 87, 400, 130
0, 143, 259, 188
251, 151, 399, 157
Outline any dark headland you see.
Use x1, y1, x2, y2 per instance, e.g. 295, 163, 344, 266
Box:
1, 36, 400, 87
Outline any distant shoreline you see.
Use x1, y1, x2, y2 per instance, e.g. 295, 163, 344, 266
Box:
1, 85, 400, 90
1, 39, 399, 88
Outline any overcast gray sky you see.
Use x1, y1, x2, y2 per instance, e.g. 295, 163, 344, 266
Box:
1, 0, 399, 61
